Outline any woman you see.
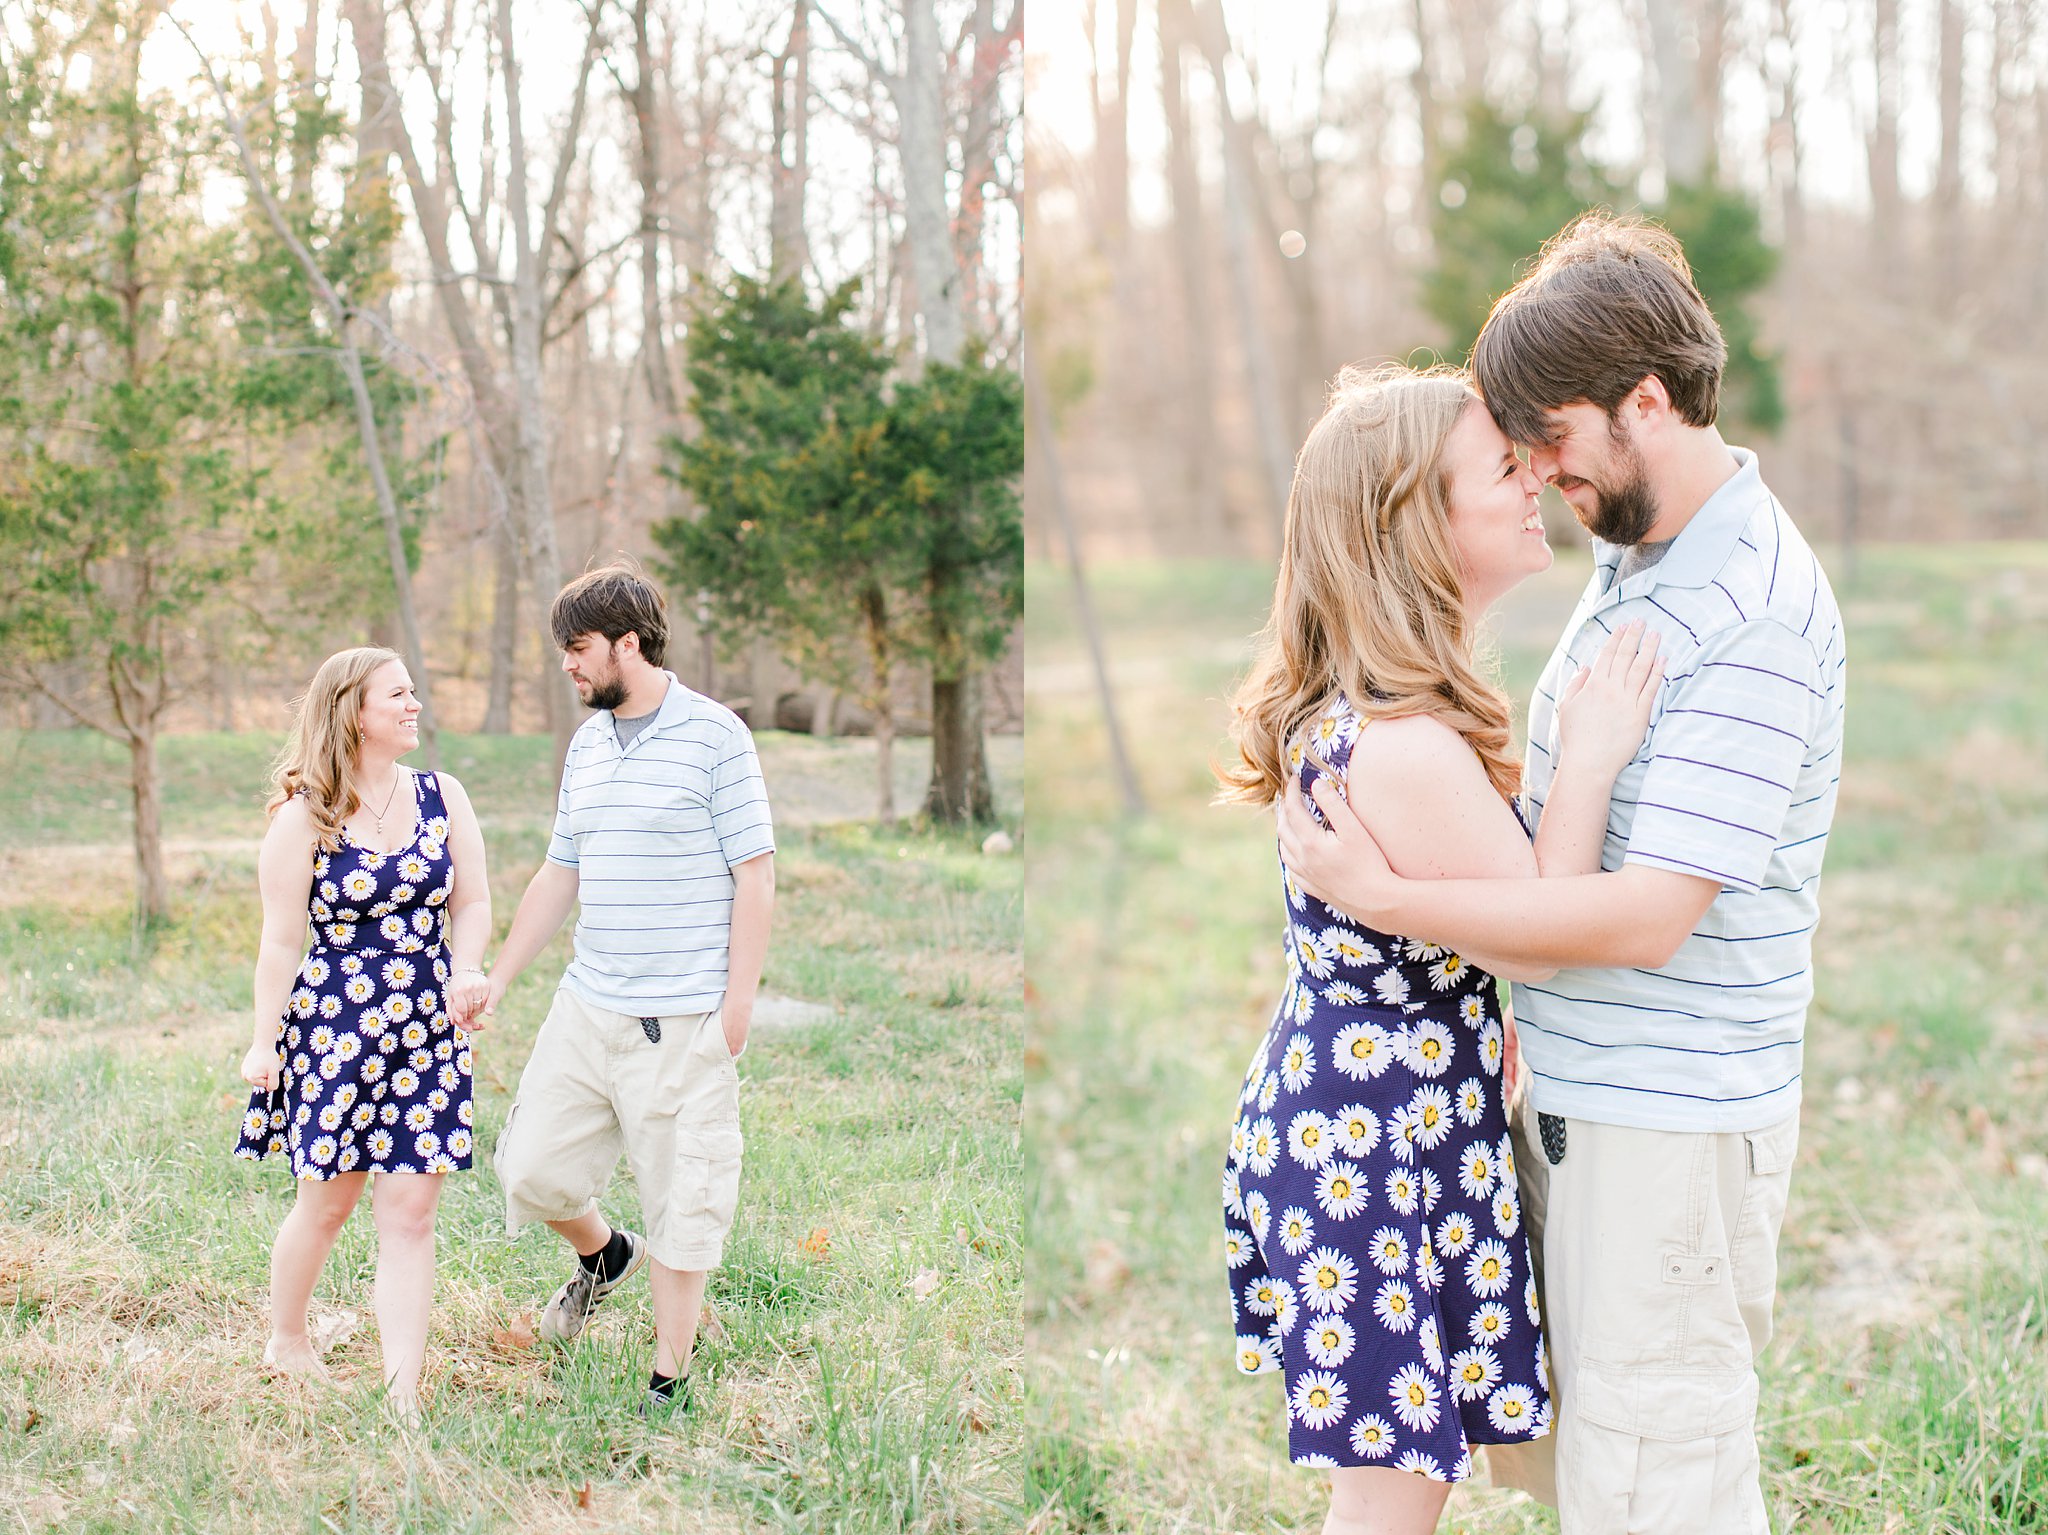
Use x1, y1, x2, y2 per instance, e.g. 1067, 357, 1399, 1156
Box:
1216, 366, 1661, 1532
233, 647, 492, 1424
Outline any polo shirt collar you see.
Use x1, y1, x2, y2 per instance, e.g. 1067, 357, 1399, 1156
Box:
1594, 445, 1762, 596
599, 671, 689, 748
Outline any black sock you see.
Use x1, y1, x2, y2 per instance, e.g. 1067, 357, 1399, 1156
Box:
579, 1229, 630, 1279
647, 1369, 679, 1400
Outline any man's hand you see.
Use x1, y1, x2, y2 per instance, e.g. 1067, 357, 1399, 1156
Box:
720, 1005, 750, 1061
466, 972, 508, 1034
1274, 774, 1401, 925
445, 969, 489, 1030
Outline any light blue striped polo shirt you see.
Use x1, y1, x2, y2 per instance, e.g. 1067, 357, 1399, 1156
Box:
547, 673, 776, 1014
1512, 448, 1847, 1133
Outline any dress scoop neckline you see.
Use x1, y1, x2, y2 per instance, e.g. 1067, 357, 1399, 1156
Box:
338, 768, 430, 858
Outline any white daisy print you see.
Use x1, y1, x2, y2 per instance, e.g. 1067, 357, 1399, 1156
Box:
1525, 1271, 1541, 1326
1454, 1077, 1486, 1125
1321, 981, 1368, 1009
1427, 952, 1467, 990
1419, 1316, 1443, 1374
381, 957, 416, 990
1257, 1071, 1281, 1112
1245, 1190, 1272, 1243
1286, 1111, 1332, 1169
340, 870, 375, 901
1394, 1450, 1445, 1480
242, 1107, 268, 1140
1269, 1280, 1300, 1335
1277, 1206, 1315, 1257
1415, 1239, 1446, 1293
404, 1103, 434, 1133
1488, 1383, 1538, 1435
1496, 1133, 1516, 1184
1222, 1165, 1246, 1219
1385, 1168, 1420, 1216
1459, 1142, 1497, 1200
1294, 1452, 1338, 1468
1314, 1162, 1368, 1220
310, 1135, 337, 1166
1298, 1246, 1360, 1314
1230, 1117, 1251, 1168
1466, 1239, 1513, 1298
317, 1104, 343, 1132
1388, 1362, 1440, 1430
1479, 1021, 1504, 1077
1243, 1277, 1283, 1317
1235, 1334, 1282, 1376
1331, 1020, 1395, 1080
1410, 1085, 1454, 1151
1290, 983, 1315, 1025
1224, 1232, 1253, 1270
1493, 1190, 1520, 1236
1331, 1104, 1380, 1158
1434, 1211, 1477, 1258
289, 988, 316, 1019
1369, 1226, 1409, 1276
1284, 868, 1306, 911
1321, 926, 1382, 969
1348, 1415, 1396, 1460
1304, 1315, 1355, 1368
1406, 1019, 1455, 1078
1401, 939, 1444, 963
343, 975, 374, 1005
397, 853, 429, 883
338, 955, 362, 976
1289, 1371, 1348, 1431
1459, 993, 1486, 1026
308, 1025, 335, 1054
447, 1128, 471, 1159
1280, 1033, 1316, 1093
1246, 1117, 1280, 1177
1373, 1279, 1417, 1334
1293, 927, 1336, 981
1386, 1103, 1419, 1162
413, 1130, 440, 1159
1449, 1346, 1503, 1402
400, 1019, 427, 1048
317, 995, 343, 1020
1420, 1167, 1443, 1214
1372, 968, 1410, 1007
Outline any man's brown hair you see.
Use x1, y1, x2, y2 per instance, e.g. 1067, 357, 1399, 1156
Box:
1471, 213, 1727, 446
550, 561, 669, 668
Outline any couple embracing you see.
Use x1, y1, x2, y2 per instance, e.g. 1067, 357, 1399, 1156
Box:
1222, 215, 1845, 1533
233, 564, 775, 1425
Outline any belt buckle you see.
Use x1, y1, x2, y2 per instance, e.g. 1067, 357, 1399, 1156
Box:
638, 1016, 661, 1044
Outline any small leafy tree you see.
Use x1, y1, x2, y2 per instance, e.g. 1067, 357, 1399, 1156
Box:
0, 3, 424, 926
1422, 100, 1782, 435
652, 277, 1022, 822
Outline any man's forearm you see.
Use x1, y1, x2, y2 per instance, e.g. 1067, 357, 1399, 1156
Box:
723, 858, 774, 1027
1388, 864, 1698, 972
490, 861, 580, 985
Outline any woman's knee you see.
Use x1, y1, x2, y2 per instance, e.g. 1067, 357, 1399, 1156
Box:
293, 1175, 365, 1235
372, 1175, 444, 1245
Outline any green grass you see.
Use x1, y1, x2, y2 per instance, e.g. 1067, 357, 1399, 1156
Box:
0, 732, 1022, 1532
1023, 544, 2048, 1534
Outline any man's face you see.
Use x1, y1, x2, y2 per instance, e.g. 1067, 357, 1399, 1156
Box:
562, 633, 629, 711
1523, 402, 1661, 547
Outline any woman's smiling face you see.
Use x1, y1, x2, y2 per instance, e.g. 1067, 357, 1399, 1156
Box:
356, 659, 421, 759
1442, 399, 1554, 611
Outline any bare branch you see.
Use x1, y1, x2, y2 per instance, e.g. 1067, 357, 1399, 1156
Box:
813, 3, 893, 87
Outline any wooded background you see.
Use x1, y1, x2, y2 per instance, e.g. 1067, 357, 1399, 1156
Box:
0, 0, 1022, 921
1026, 0, 2048, 560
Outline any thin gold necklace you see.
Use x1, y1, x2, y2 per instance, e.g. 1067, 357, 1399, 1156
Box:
365, 770, 405, 837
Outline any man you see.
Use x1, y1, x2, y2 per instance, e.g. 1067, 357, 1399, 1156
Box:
1279, 215, 1845, 1531
480, 563, 775, 1416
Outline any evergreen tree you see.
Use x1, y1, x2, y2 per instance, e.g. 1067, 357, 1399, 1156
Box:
651, 278, 1022, 822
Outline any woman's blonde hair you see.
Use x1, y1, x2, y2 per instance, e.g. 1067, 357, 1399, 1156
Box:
267, 647, 405, 850
1218, 363, 1520, 806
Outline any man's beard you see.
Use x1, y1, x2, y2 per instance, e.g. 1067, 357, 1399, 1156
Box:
1569, 421, 1660, 546
583, 672, 628, 711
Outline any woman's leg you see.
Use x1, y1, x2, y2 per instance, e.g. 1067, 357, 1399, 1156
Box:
1324, 1466, 1452, 1535
268, 1171, 369, 1377
369, 1171, 446, 1405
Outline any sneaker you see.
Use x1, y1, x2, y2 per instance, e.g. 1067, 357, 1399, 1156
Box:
636, 1375, 694, 1421
538, 1229, 648, 1344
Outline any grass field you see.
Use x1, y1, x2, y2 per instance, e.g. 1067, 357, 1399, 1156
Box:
0, 730, 1022, 1533
1024, 545, 2048, 1534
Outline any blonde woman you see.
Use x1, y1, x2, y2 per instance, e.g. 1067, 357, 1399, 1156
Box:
1217, 366, 1661, 1534
233, 647, 491, 1422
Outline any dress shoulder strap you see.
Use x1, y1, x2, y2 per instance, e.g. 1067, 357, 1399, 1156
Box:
414, 767, 448, 819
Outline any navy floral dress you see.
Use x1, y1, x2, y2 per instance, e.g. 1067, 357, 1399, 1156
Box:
1224, 695, 1551, 1476
234, 770, 474, 1181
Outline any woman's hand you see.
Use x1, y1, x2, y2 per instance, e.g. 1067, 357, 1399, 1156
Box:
241, 1038, 282, 1092
1274, 774, 1401, 926
1556, 620, 1664, 783
445, 969, 490, 1030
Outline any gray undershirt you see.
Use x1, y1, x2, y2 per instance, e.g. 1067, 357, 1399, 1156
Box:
1617, 536, 1676, 583
613, 707, 658, 750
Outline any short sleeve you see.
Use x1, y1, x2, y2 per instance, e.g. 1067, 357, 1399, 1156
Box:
1622, 620, 1826, 893
710, 725, 775, 867
545, 753, 579, 869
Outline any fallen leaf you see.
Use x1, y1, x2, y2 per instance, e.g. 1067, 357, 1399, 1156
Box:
697, 1301, 727, 1347
22, 1408, 41, 1432
910, 1268, 940, 1301
490, 1312, 538, 1352
799, 1226, 831, 1261
959, 1403, 991, 1434
574, 1481, 593, 1511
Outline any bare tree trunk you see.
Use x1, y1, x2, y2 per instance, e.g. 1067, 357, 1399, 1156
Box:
1646, 0, 1707, 186
954, 0, 1018, 339
127, 713, 169, 926
1157, 0, 1225, 549
861, 583, 895, 821
770, 2, 811, 281
1869, 0, 1903, 271
1934, 0, 1964, 304
484, 517, 519, 732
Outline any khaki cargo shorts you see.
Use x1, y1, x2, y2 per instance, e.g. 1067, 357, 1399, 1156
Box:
494, 987, 743, 1272
1488, 1095, 1798, 1534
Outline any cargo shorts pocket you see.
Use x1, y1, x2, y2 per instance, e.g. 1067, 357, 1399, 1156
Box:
662, 1124, 744, 1267
1565, 1363, 1761, 1535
